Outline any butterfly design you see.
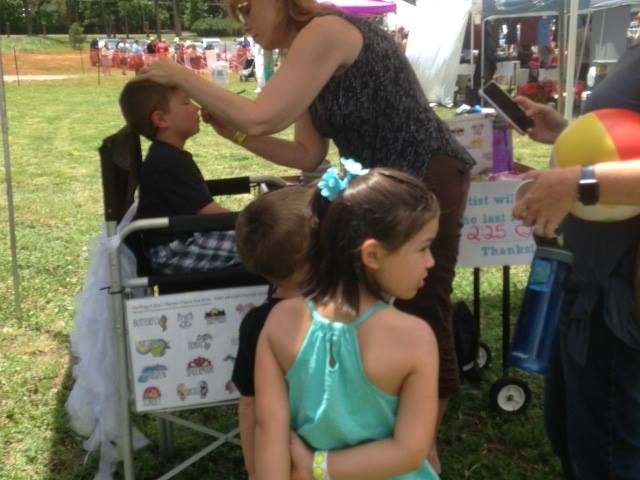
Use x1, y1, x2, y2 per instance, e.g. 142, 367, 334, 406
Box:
178, 312, 193, 328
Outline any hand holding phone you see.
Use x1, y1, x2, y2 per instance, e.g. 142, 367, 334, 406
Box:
479, 81, 534, 134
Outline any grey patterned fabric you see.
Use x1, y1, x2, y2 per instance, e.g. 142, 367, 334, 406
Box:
148, 230, 239, 274
309, 12, 475, 178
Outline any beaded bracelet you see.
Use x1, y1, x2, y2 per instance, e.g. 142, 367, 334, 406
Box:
312, 450, 331, 480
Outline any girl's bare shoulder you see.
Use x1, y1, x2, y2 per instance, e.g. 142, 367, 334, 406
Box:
378, 307, 437, 348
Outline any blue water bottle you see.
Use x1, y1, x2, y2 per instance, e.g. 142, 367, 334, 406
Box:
508, 246, 573, 374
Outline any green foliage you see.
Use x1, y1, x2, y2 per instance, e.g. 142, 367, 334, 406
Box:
191, 16, 242, 37
0, 0, 227, 36
185, 0, 207, 28
68, 22, 85, 50
0, 34, 72, 52
0, 0, 24, 35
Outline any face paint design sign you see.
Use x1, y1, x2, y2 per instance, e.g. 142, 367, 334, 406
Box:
125, 285, 268, 412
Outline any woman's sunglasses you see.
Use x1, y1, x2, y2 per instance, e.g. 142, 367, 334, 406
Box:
237, 2, 250, 23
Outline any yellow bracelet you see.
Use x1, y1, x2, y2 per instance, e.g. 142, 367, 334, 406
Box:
231, 131, 247, 145
312, 450, 331, 480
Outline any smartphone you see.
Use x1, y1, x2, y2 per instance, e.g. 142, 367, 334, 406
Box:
479, 81, 534, 134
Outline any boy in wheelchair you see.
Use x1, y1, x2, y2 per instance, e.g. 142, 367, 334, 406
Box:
119, 79, 240, 274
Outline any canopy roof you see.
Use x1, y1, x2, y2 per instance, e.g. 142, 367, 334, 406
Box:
482, 0, 589, 18
482, 0, 639, 18
323, 0, 397, 15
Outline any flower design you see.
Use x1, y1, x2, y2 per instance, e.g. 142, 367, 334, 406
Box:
341, 158, 369, 176
317, 158, 369, 201
318, 167, 346, 201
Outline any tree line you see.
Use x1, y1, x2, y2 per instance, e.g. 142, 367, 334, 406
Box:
0, 0, 232, 37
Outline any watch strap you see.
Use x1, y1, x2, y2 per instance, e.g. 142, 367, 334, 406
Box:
578, 165, 599, 206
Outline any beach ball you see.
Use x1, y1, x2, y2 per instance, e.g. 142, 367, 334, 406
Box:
551, 108, 640, 221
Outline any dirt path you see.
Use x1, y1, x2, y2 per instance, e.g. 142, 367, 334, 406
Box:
2, 52, 90, 75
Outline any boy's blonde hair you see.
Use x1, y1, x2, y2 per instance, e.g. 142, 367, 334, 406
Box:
119, 79, 177, 140
235, 186, 314, 285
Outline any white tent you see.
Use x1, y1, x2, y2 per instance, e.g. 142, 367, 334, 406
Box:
386, 0, 420, 30
404, 0, 472, 106
481, 0, 640, 118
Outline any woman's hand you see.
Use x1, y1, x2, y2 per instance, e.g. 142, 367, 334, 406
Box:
136, 58, 188, 87
201, 110, 236, 141
289, 431, 313, 480
512, 166, 580, 237
514, 96, 568, 144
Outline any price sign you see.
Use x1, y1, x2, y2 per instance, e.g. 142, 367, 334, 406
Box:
457, 180, 535, 268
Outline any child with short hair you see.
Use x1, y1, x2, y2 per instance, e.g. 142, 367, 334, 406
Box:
231, 185, 314, 480
119, 79, 239, 274
255, 162, 441, 479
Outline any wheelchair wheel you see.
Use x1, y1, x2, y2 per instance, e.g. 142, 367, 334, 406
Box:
489, 376, 531, 414
476, 341, 491, 370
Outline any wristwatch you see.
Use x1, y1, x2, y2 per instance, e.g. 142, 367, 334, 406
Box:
578, 165, 599, 206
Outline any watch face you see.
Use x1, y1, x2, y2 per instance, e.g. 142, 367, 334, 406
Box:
579, 167, 599, 206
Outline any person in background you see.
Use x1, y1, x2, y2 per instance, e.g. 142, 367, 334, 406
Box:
100, 43, 112, 76
90, 38, 100, 66
130, 40, 144, 73
146, 35, 157, 55
155, 36, 170, 57
173, 37, 185, 65
512, 39, 640, 478
137, 4, 474, 471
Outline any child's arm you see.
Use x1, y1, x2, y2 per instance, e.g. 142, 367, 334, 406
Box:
238, 396, 256, 480
291, 322, 439, 480
197, 200, 228, 215
254, 325, 291, 480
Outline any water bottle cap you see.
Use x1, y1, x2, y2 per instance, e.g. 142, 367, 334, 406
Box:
535, 246, 574, 265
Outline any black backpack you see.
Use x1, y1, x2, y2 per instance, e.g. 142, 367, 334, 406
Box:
453, 301, 481, 382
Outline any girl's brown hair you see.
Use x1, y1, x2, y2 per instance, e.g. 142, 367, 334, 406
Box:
305, 168, 440, 316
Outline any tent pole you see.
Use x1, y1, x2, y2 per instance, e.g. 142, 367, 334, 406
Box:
564, 0, 580, 118
0, 39, 22, 320
480, 19, 486, 96
557, 1, 566, 113
576, 12, 591, 86
470, 11, 474, 89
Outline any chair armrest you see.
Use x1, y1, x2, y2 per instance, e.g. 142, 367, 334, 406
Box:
146, 264, 267, 291
119, 212, 238, 242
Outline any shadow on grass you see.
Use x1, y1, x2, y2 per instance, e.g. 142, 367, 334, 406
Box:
48, 360, 246, 479
442, 287, 563, 480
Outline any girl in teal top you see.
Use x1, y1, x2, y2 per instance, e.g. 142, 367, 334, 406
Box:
255, 163, 441, 480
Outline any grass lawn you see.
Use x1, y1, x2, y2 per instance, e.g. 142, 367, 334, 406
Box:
0, 70, 559, 479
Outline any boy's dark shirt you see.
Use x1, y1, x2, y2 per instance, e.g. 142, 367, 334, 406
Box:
135, 140, 212, 246
232, 297, 282, 396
